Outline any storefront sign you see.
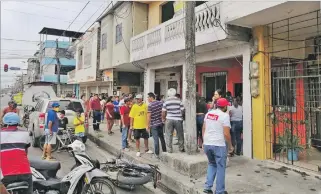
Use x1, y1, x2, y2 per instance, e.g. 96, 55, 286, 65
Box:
103, 69, 113, 81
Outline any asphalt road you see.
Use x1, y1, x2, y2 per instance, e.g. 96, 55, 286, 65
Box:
28, 140, 154, 194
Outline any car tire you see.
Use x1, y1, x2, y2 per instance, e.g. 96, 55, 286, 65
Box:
31, 126, 39, 147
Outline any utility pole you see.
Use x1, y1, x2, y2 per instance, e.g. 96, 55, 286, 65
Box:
56, 39, 61, 96
184, 1, 197, 155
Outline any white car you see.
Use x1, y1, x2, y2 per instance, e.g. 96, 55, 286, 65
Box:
28, 98, 88, 147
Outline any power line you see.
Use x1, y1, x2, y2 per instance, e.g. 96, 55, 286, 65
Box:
1, 38, 38, 43
77, 1, 106, 32
19, 1, 93, 15
3, 9, 84, 24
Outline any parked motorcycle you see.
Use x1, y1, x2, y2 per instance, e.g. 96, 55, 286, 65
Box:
71, 148, 161, 191
5, 181, 29, 194
22, 105, 32, 128
30, 140, 117, 194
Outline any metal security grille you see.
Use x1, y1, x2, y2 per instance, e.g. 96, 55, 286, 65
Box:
264, 10, 321, 172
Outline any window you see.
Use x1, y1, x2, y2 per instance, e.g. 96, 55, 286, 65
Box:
101, 33, 107, 49
161, 1, 174, 23
77, 48, 83, 70
271, 65, 296, 108
46, 100, 84, 113
116, 24, 122, 44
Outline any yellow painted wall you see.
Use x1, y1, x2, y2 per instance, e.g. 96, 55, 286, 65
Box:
252, 26, 272, 160
148, 1, 165, 29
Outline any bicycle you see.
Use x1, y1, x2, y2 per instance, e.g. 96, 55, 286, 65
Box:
39, 127, 76, 156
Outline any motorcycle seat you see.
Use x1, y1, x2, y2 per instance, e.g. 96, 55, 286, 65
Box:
6, 181, 29, 190
29, 157, 61, 171
33, 179, 69, 190
132, 163, 152, 171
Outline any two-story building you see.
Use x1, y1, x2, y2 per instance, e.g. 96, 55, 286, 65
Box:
71, 1, 150, 97
131, 1, 321, 173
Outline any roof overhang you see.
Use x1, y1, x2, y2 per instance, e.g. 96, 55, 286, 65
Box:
38, 27, 85, 39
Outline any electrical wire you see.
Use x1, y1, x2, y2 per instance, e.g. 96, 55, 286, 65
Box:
3, 9, 84, 24
1, 38, 38, 43
19, 1, 93, 15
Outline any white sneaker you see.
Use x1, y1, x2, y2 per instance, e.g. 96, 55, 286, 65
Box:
146, 150, 153, 154
136, 152, 141, 157
123, 148, 129, 152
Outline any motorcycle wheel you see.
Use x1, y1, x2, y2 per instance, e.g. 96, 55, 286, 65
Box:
38, 135, 60, 153
117, 168, 152, 185
81, 178, 116, 194
23, 119, 29, 128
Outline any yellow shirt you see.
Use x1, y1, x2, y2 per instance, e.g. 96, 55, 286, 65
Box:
129, 103, 147, 129
73, 116, 85, 134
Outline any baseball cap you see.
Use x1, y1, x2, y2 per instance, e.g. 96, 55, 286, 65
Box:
216, 98, 229, 107
52, 102, 60, 107
135, 94, 143, 99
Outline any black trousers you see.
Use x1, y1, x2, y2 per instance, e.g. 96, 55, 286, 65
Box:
92, 110, 101, 131
2, 174, 33, 194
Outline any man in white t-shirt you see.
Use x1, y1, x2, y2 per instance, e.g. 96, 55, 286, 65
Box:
202, 98, 233, 194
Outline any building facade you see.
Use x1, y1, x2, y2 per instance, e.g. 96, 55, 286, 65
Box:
39, 40, 76, 95
130, 1, 321, 173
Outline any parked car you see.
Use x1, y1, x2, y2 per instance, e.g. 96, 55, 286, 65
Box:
28, 98, 89, 147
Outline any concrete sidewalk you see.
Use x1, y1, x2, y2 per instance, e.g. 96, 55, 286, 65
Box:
88, 125, 321, 194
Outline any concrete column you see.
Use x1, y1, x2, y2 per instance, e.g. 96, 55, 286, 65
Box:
242, 45, 252, 158
144, 65, 155, 102
182, 64, 187, 103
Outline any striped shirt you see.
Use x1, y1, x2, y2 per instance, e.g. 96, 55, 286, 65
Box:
162, 97, 184, 121
148, 101, 163, 127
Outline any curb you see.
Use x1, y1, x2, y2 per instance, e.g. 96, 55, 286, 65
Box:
88, 133, 169, 194
263, 160, 321, 180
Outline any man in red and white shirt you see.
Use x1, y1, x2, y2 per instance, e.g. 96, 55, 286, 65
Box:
0, 112, 32, 194
202, 98, 233, 194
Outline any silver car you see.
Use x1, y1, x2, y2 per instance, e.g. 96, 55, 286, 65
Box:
28, 98, 88, 147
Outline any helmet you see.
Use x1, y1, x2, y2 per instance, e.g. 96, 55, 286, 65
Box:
8, 100, 15, 106
51, 102, 60, 107
3, 112, 20, 125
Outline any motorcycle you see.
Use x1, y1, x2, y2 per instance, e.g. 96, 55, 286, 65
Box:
30, 140, 117, 194
23, 105, 32, 128
5, 182, 29, 194
71, 149, 161, 191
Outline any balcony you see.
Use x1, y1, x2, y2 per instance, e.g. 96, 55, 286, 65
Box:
130, 2, 230, 62
40, 75, 68, 84
67, 70, 77, 84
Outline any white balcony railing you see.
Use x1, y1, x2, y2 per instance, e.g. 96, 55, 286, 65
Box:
130, 2, 227, 62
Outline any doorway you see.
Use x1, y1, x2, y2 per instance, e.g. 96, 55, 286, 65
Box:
154, 82, 161, 97
203, 72, 227, 102
234, 83, 243, 97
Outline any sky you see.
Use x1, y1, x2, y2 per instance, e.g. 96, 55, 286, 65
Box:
0, 0, 111, 89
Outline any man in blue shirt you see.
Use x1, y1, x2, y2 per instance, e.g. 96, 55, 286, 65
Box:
42, 102, 59, 160
113, 96, 121, 131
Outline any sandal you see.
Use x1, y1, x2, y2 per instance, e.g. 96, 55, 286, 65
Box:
46, 156, 56, 160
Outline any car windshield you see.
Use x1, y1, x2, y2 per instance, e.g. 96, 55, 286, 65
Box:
46, 100, 84, 113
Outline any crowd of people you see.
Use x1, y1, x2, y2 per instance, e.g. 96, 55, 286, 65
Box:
0, 88, 242, 194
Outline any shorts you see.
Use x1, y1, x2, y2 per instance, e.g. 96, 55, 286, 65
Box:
75, 132, 85, 137
133, 129, 149, 140
114, 112, 120, 120
44, 129, 57, 145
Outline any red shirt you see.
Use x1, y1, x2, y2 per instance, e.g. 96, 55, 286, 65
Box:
90, 99, 101, 111
0, 126, 31, 176
3, 107, 17, 115
105, 103, 114, 120
120, 105, 131, 126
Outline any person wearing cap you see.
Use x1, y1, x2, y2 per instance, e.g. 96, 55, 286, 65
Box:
202, 98, 234, 194
129, 94, 153, 157
42, 102, 60, 160
0, 112, 33, 194
162, 88, 185, 153
90, 94, 102, 132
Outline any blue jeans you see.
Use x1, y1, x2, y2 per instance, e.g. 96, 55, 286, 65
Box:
121, 127, 128, 149
204, 145, 227, 194
151, 125, 167, 155
231, 121, 243, 155
196, 115, 205, 141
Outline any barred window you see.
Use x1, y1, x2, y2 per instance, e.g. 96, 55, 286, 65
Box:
101, 33, 107, 49
116, 23, 122, 44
